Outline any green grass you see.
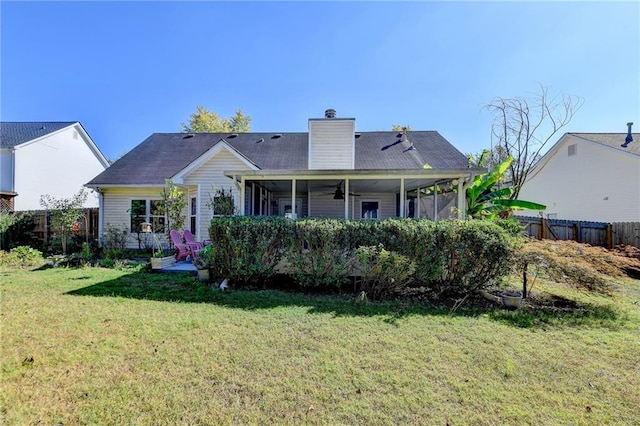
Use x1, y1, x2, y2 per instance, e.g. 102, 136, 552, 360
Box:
1, 266, 639, 425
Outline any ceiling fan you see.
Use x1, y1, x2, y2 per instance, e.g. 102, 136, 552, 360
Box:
323, 181, 360, 200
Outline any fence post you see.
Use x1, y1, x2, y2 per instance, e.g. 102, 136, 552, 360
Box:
607, 224, 613, 249
540, 218, 546, 240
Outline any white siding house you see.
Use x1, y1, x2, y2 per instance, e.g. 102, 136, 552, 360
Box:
0, 122, 109, 211
517, 132, 640, 223
87, 110, 479, 250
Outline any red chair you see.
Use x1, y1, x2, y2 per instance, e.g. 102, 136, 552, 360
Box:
169, 230, 191, 261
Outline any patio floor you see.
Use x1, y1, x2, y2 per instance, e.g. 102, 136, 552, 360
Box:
159, 260, 197, 273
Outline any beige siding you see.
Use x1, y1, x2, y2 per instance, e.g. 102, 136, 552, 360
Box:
308, 119, 355, 170
307, 192, 397, 219
183, 148, 251, 241
101, 187, 168, 249
518, 137, 640, 222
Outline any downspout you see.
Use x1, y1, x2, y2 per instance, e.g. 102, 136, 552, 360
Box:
97, 187, 104, 247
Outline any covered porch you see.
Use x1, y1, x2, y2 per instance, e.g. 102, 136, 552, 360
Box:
224, 169, 479, 220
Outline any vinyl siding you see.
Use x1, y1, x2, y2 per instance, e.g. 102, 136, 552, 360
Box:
517, 137, 640, 222
182, 148, 251, 241
101, 187, 169, 249
14, 126, 106, 210
308, 119, 355, 170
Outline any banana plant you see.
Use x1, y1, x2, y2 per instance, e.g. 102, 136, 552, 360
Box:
465, 152, 545, 219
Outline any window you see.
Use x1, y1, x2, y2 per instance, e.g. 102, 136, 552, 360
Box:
568, 144, 577, 156
361, 201, 380, 219
130, 199, 165, 233
190, 197, 197, 234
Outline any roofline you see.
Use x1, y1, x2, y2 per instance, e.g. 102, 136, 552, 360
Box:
171, 139, 260, 183
224, 168, 484, 180
85, 183, 166, 190
11, 122, 79, 149
11, 122, 110, 168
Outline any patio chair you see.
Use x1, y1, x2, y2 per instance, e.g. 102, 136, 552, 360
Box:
169, 229, 192, 261
183, 229, 205, 252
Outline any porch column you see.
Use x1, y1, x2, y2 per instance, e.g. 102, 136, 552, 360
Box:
416, 187, 421, 219
434, 183, 438, 221
239, 176, 246, 216
344, 179, 350, 219
291, 179, 297, 219
457, 178, 465, 219
399, 178, 405, 218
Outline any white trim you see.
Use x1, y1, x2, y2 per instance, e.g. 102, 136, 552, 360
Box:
172, 140, 260, 183
399, 178, 405, 217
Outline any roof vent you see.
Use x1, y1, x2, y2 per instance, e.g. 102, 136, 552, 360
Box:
355, 133, 361, 139
256, 138, 264, 144
227, 133, 238, 139
271, 134, 282, 139
183, 133, 194, 139
622, 122, 634, 148
324, 109, 336, 119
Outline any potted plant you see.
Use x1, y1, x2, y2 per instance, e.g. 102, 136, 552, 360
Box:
150, 249, 176, 270
193, 245, 213, 282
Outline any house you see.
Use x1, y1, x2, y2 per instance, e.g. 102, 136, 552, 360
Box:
86, 110, 482, 248
516, 125, 639, 223
0, 121, 109, 211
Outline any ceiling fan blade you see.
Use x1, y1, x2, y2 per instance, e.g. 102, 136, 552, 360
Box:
381, 139, 402, 151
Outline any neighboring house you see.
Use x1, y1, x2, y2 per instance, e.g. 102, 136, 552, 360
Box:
86, 110, 482, 248
516, 129, 639, 223
0, 122, 109, 211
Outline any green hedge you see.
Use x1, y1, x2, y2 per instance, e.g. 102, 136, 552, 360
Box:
209, 217, 520, 297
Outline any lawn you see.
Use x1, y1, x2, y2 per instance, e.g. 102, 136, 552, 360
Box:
1, 264, 639, 425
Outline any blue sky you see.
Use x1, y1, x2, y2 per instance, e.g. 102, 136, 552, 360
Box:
2, 1, 638, 160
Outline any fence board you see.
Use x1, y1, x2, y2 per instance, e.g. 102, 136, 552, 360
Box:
612, 222, 640, 248
517, 216, 612, 248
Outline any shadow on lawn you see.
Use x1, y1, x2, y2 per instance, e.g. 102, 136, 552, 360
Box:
65, 270, 622, 328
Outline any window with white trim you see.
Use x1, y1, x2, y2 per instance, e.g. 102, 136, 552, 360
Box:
361, 201, 380, 219
130, 199, 165, 233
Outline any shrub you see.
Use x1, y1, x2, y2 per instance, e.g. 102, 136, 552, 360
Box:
208, 216, 290, 287
355, 244, 416, 300
0, 246, 45, 269
286, 218, 354, 288
102, 224, 128, 252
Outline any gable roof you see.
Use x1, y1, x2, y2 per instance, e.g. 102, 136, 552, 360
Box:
0, 122, 78, 148
87, 130, 470, 186
569, 132, 640, 156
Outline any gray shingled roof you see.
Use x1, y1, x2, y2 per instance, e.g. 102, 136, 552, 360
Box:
87, 130, 470, 186
0, 122, 78, 148
570, 133, 640, 156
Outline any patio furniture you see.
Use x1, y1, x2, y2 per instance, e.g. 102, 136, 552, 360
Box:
183, 229, 205, 252
169, 230, 192, 261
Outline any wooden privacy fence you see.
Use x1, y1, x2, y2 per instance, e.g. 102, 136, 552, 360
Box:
31, 208, 100, 245
612, 222, 640, 248
517, 217, 640, 248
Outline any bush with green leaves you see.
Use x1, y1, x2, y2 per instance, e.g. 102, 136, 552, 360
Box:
208, 216, 519, 297
208, 216, 290, 287
355, 244, 416, 300
286, 218, 354, 288
0, 246, 45, 269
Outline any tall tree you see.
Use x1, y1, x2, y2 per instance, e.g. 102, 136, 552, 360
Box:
392, 124, 412, 132
180, 105, 251, 133
484, 84, 582, 199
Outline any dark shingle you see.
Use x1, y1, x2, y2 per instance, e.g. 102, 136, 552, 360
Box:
0, 122, 78, 148
87, 130, 469, 186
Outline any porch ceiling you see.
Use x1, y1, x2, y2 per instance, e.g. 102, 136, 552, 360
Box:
225, 168, 483, 194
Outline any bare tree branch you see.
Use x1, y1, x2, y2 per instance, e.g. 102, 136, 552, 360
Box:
483, 85, 583, 199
